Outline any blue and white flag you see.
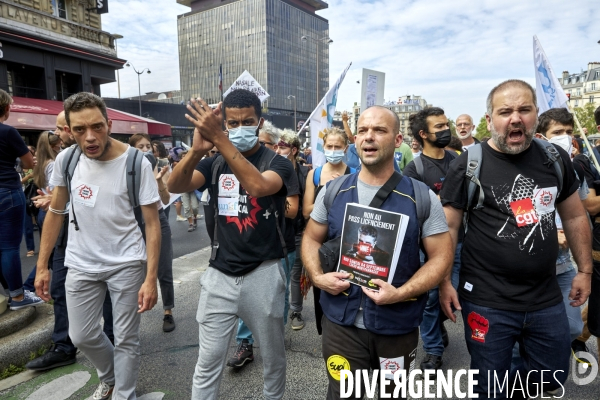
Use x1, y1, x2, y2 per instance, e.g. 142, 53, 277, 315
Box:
533, 35, 569, 114
300, 62, 352, 167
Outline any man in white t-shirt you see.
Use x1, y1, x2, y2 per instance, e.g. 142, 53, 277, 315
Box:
35, 92, 161, 400
456, 114, 480, 151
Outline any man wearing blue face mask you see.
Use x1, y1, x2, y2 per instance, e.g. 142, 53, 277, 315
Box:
168, 89, 295, 400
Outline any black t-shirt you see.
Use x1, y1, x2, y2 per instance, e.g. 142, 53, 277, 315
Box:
196, 146, 295, 276
440, 141, 579, 311
403, 151, 457, 195
573, 151, 600, 253
283, 162, 301, 253
0, 124, 29, 189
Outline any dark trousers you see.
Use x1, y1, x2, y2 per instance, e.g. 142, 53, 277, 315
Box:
321, 316, 418, 400
51, 242, 75, 354
461, 299, 570, 399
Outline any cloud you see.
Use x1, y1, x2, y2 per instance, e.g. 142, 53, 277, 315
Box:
100, 0, 600, 123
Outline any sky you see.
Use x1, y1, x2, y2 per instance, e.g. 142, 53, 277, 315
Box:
100, 0, 600, 123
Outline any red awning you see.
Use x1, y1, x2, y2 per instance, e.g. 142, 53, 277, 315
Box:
6, 97, 171, 136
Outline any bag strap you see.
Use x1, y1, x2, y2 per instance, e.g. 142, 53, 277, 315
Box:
63, 144, 81, 197
210, 155, 226, 260
409, 177, 430, 231
369, 171, 403, 208
532, 138, 564, 196
465, 143, 484, 210
324, 174, 351, 214
126, 147, 144, 208
314, 166, 322, 187
413, 156, 424, 181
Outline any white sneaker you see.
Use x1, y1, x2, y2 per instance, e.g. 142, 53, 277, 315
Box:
92, 381, 114, 400
176, 215, 186, 221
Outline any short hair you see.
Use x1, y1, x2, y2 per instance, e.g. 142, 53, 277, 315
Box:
447, 136, 463, 153
365, 105, 400, 133
537, 108, 574, 136
322, 126, 348, 146
408, 107, 445, 146
279, 129, 301, 160
152, 140, 168, 158
259, 120, 281, 143
595, 105, 600, 126
63, 92, 108, 127
128, 133, 152, 147
222, 89, 261, 120
0, 89, 12, 119
486, 80, 536, 116
358, 224, 378, 239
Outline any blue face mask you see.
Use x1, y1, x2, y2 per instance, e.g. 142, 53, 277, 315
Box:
324, 149, 345, 164
228, 126, 259, 152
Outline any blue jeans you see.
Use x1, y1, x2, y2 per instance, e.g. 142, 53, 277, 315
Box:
236, 251, 296, 343
0, 188, 25, 297
461, 299, 570, 399
23, 209, 51, 292
23, 208, 35, 252
420, 243, 462, 356
556, 267, 584, 342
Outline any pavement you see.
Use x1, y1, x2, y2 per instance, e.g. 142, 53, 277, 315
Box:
1, 211, 599, 399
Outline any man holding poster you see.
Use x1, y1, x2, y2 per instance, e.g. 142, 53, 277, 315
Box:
302, 106, 452, 399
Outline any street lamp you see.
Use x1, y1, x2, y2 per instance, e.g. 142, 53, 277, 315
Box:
113, 34, 124, 99
126, 62, 151, 116
301, 35, 333, 108
287, 95, 297, 131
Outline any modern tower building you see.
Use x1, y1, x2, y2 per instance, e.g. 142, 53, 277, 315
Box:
177, 0, 329, 116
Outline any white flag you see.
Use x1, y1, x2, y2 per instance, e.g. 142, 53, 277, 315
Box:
223, 70, 270, 103
533, 35, 569, 114
301, 62, 352, 167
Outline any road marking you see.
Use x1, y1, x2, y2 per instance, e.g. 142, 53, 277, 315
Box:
26, 371, 90, 400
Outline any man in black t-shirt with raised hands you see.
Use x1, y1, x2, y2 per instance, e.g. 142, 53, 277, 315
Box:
440, 80, 593, 398
404, 107, 458, 372
168, 89, 294, 400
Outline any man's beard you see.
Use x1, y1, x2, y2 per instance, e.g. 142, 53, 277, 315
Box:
490, 122, 534, 155
457, 130, 472, 140
97, 138, 112, 159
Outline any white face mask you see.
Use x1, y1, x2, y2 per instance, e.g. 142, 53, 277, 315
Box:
548, 135, 572, 158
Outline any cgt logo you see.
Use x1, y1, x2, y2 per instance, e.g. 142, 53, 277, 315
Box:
571, 352, 598, 386
509, 198, 539, 227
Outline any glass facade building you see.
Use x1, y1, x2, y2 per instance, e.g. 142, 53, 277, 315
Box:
177, 0, 329, 114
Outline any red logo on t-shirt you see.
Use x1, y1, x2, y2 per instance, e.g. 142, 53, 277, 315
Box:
78, 185, 93, 200
509, 198, 538, 227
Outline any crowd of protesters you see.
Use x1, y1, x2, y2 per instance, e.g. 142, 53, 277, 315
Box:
0, 80, 599, 400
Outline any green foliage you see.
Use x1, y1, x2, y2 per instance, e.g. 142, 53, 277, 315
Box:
572, 103, 598, 135
448, 118, 456, 136
0, 364, 25, 380
475, 116, 490, 140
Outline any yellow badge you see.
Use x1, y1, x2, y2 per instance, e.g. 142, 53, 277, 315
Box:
327, 355, 350, 381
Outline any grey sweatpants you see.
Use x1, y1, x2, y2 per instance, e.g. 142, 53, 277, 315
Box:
192, 260, 287, 400
65, 264, 145, 400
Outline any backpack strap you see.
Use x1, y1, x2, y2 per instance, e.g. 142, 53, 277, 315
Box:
62, 144, 82, 197
409, 177, 431, 232
324, 174, 351, 214
532, 138, 564, 196
314, 166, 323, 187
126, 147, 144, 208
209, 155, 226, 260
465, 143, 484, 210
413, 156, 424, 181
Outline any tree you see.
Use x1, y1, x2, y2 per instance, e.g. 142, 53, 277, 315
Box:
572, 103, 598, 135
448, 118, 456, 137
475, 116, 490, 140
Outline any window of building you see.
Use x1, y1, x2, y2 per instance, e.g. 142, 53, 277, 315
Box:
575, 100, 579, 106
590, 96, 594, 103
592, 83, 596, 91
577, 88, 581, 96
54, 0, 69, 19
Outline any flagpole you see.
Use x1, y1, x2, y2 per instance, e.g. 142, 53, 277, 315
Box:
567, 104, 600, 171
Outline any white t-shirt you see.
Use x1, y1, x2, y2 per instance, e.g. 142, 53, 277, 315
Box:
50, 145, 160, 273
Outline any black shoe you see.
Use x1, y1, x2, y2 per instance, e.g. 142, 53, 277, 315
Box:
441, 323, 449, 348
25, 346, 76, 371
163, 314, 176, 332
420, 353, 443, 371
226, 339, 254, 368
571, 339, 592, 365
